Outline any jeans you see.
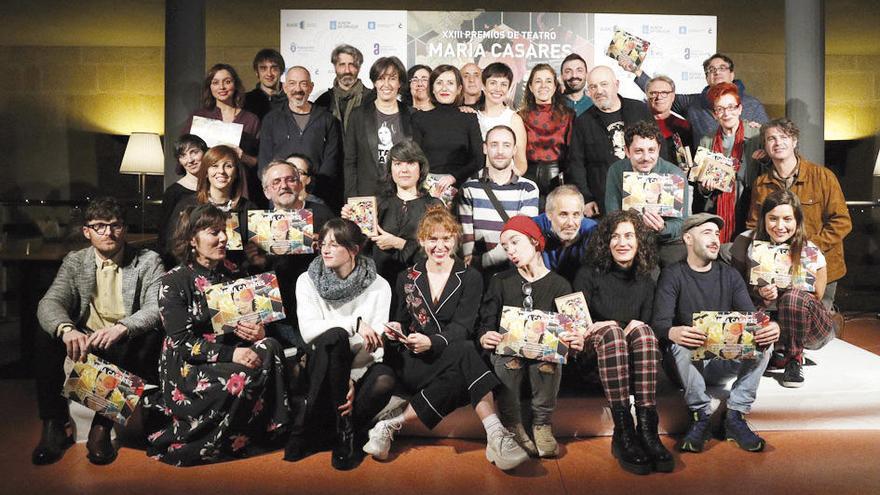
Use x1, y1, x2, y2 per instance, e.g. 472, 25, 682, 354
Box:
668, 342, 771, 415
491, 354, 561, 426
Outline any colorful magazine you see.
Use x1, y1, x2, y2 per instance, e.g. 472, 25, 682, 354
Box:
496, 306, 578, 364
691, 311, 764, 361
347, 196, 378, 236
606, 27, 651, 71
423, 173, 458, 208
225, 213, 243, 251
204, 272, 286, 334
748, 241, 820, 292
554, 292, 593, 336
247, 209, 314, 255
62, 354, 145, 425
691, 147, 736, 193
622, 171, 686, 218
672, 134, 693, 172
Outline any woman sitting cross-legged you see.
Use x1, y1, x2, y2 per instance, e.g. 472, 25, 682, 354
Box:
478, 216, 584, 458
147, 204, 292, 466
289, 218, 396, 470
364, 206, 530, 471
572, 209, 673, 475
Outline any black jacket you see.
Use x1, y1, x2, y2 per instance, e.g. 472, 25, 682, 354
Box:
343, 103, 414, 198
566, 95, 652, 205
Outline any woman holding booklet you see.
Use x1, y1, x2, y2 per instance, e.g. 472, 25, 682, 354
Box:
695, 82, 764, 243
148, 204, 293, 466
572, 210, 673, 475
735, 190, 834, 388
478, 216, 582, 458
292, 218, 395, 470
364, 206, 530, 471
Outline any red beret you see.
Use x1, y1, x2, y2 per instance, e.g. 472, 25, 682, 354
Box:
501, 215, 546, 252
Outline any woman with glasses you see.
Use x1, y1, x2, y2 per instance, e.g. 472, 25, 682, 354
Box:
290, 218, 395, 470
363, 206, 530, 471
405, 64, 433, 112
341, 140, 441, 295
696, 82, 764, 244
159, 134, 209, 266
572, 210, 672, 475
148, 204, 292, 466
518, 64, 574, 202
343, 57, 414, 199
186, 63, 263, 206
411, 65, 484, 193
478, 216, 582, 458
476, 62, 527, 175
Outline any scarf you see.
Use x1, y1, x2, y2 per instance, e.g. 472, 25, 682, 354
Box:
307, 254, 377, 304
711, 120, 744, 243
331, 79, 366, 130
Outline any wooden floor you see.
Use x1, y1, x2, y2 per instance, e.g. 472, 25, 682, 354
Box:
4, 316, 879, 495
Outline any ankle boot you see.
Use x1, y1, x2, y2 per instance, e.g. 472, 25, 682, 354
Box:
86, 415, 117, 465
331, 414, 359, 471
284, 396, 311, 462
610, 405, 651, 475
636, 406, 674, 472
32, 418, 74, 465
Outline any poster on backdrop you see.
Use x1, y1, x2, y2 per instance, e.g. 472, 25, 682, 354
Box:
281, 10, 715, 103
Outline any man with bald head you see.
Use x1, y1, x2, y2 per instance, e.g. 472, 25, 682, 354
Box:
566, 66, 652, 217
260, 66, 342, 207
461, 62, 484, 107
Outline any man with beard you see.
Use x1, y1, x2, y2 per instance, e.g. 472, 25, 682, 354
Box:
532, 185, 598, 282
314, 44, 376, 133
459, 125, 539, 276
260, 66, 341, 208
604, 121, 688, 266
461, 62, 484, 108
560, 53, 593, 117
243, 48, 287, 120
567, 66, 652, 218
653, 213, 780, 454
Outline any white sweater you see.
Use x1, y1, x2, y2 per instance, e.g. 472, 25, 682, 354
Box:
295, 272, 392, 381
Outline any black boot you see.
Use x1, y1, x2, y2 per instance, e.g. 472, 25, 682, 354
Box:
31, 418, 74, 465
610, 405, 651, 475
331, 414, 359, 471
636, 406, 675, 473
284, 396, 311, 462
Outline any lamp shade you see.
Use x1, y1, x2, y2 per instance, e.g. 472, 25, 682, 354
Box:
874, 149, 880, 177
119, 132, 164, 175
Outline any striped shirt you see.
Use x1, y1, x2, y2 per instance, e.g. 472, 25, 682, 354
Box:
458, 168, 539, 268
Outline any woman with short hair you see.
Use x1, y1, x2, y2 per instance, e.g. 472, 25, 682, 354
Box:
476, 62, 528, 175
159, 134, 208, 265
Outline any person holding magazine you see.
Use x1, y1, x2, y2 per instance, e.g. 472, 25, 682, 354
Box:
364, 206, 530, 471
478, 216, 583, 458
732, 190, 834, 388
291, 218, 395, 470
148, 204, 292, 466
695, 82, 764, 243
572, 209, 673, 474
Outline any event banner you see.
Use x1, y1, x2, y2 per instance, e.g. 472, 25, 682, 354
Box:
281, 10, 716, 101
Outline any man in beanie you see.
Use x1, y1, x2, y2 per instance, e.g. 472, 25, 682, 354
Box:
478, 215, 584, 459
652, 213, 780, 453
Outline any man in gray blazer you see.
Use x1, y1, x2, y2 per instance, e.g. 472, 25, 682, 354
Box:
32, 198, 163, 466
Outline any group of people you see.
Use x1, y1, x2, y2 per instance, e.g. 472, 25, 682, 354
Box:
31, 43, 852, 475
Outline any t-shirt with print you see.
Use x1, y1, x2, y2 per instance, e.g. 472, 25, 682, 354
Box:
598, 109, 625, 159
376, 109, 402, 169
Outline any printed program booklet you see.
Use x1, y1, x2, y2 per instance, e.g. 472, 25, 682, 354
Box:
247, 209, 314, 255
691, 311, 765, 361
225, 213, 243, 251
423, 173, 458, 208
62, 353, 145, 425
496, 306, 578, 364
205, 272, 286, 334
606, 27, 651, 71
691, 147, 736, 193
347, 196, 378, 236
554, 292, 593, 336
748, 240, 820, 292
622, 171, 686, 217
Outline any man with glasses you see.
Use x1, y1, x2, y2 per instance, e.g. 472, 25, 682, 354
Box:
260, 66, 342, 208
645, 75, 693, 166
621, 53, 769, 142
33, 198, 163, 466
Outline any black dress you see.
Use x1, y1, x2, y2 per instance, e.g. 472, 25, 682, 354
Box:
372, 194, 442, 293
146, 261, 291, 466
411, 104, 484, 185
158, 182, 196, 266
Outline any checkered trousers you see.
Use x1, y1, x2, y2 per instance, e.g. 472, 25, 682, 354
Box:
777, 289, 835, 362
581, 322, 661, 408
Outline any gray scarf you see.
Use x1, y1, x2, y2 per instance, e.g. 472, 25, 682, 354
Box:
307, 254, 377, 304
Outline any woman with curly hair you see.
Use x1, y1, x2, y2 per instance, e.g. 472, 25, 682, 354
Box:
572, 209, 672, 475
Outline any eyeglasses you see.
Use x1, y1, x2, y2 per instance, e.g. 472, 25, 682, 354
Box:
647, 90, 673, 99
713, 104, 740, 115
522, 282, 533, 312
85, 222, 125, 235
269, 175, 301, 188
410, 77, 429, 86
705, 65, 731, 75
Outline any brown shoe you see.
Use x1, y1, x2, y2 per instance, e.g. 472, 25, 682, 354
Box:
86, 416, 117, 465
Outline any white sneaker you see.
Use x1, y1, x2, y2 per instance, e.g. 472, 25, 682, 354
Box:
363, 420, 399, 460
486, 426, 529, 470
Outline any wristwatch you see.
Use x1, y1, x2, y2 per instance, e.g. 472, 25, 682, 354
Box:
57, 323, 76, 338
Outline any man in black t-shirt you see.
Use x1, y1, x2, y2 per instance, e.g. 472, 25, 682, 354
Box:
243, 49, 287, 120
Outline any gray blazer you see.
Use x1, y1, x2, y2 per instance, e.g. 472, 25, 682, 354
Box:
36, 245, 164, 338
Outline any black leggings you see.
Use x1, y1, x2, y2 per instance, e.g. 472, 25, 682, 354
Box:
353, 363, 396, 428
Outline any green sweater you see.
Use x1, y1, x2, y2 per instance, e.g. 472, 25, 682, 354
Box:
605, 157, 689, 243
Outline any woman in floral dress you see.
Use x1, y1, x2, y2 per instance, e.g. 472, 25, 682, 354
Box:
147, 204, 291, 466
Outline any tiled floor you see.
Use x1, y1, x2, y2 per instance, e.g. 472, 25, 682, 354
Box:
3, 317, 879, 495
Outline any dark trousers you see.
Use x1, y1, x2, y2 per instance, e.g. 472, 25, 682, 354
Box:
34, 329, 162, 421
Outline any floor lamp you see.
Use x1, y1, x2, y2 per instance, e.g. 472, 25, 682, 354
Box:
119, 132, 164, 233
